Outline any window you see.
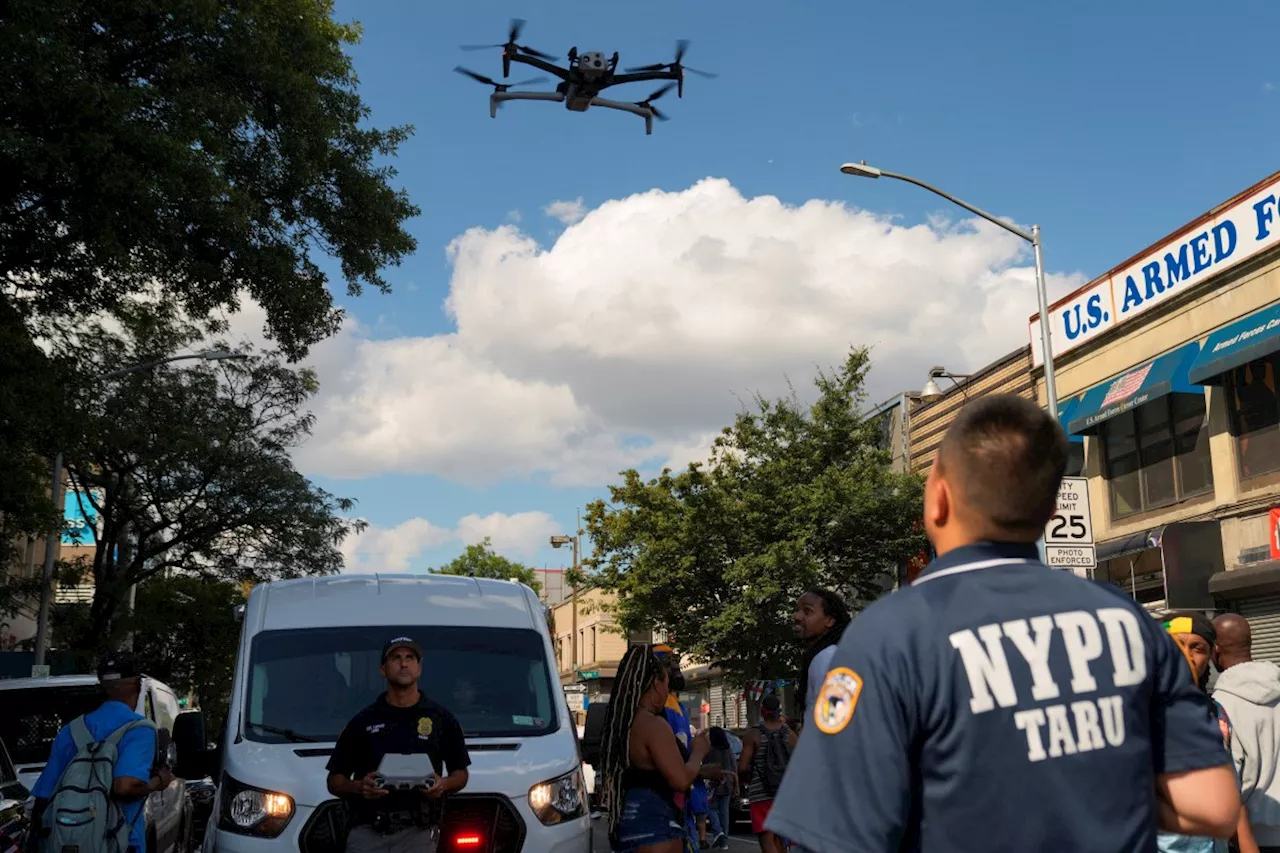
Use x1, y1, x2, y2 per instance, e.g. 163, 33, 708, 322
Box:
0, 685, 101, 765
1227, 353, 1280, 480
1100, 393, 1213, 519
244, 625, 558, 743
1064, 443, 1085, 478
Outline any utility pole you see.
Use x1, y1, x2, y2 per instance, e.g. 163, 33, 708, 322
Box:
550, 514, 583, 675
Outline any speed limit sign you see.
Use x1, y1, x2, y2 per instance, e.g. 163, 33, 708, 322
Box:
1043, 476, 1096, 575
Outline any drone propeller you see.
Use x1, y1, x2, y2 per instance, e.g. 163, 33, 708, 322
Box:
636, 83, 675, 121
625, 39, 717, 97
454, 66, 549, 92
460, 18, 558, 76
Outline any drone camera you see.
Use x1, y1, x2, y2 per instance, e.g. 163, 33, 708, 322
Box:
578, 51, 608, 78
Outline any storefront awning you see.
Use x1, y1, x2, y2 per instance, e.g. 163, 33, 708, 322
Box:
1066, 341, 1202, 436
1188, 300, 1280, 385
1096, 521, 1224, 610
1054, 396, 1083, 444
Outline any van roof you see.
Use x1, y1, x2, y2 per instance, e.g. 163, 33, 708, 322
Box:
252, 573, 545, 632
0, 674, 101, 691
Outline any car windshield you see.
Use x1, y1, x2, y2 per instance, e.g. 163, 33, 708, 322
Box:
244, 625, 559, 742
0, 685, 102, 765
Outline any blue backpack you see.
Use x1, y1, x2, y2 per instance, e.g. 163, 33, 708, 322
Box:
40, 716, 155, 853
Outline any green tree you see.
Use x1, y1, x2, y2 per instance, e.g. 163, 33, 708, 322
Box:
51, 301, 363, 655
1, 0, 418, 361
437, 538, 542, 594
582, 348, 926, 680
127, 574, 245, 734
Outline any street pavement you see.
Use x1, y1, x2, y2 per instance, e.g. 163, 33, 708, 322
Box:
589, 814, 758, 853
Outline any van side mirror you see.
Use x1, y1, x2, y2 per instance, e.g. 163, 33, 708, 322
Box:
172, 711, 209, 779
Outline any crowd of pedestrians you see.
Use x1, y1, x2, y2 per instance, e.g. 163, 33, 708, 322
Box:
599, 394, 1280, 853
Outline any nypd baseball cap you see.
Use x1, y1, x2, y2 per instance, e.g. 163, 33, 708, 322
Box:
97, 652, 141, 682
381, 636, 424, 662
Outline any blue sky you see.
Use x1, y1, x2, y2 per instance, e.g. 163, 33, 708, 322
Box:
277, 0, 1280, 575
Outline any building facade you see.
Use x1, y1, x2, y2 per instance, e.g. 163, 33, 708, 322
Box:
1028, 170, 1280, 653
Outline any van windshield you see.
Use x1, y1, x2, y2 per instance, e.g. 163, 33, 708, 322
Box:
243, 625, 559, 742
0, 684, 102, 765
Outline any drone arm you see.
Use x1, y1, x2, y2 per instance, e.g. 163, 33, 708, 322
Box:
508, 53, 570, 79
491, 90, 567, 115
586, 97, 651, 118
604, 70, 680, 88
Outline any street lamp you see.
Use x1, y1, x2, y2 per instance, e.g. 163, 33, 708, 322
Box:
838, 160, 1060, 418
919, 366, 973, 403
550, 531, 581, 674
32, 348, 249, 674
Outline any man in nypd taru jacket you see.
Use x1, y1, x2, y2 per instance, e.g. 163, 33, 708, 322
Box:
765, 394, 1242, 853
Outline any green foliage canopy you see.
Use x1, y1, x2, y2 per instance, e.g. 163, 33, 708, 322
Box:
583, 348, 926, 679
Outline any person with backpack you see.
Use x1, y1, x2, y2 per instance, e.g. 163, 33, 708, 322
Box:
737, 695, 796, 853
28, 654, 173, 853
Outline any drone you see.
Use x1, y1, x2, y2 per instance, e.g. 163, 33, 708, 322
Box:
454, 19, 716, 135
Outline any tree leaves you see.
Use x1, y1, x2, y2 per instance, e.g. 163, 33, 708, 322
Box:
436, 537, 542, 594
50, 301, 361, 654
583, 348, 926, 679
0, 0, 419, 360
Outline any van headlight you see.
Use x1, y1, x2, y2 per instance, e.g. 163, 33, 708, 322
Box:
218, 773, 295, 837
528, 767, 586, 825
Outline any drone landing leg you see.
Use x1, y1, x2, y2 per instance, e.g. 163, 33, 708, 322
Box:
489, 96, 498, 118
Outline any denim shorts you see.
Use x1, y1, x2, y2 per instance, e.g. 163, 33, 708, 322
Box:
615, 787, 684, 853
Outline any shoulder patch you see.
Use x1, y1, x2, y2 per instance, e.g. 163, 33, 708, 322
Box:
814, 667, 862, 735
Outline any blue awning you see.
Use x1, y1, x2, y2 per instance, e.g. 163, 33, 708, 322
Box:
1188, 300, 1280, 385
1052, 396, 1083, 443
1067, 342, 1202, 436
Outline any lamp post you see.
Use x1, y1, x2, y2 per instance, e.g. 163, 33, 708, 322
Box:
839, 161, 1060, 418
32, 349, 248, 675
919, 366, 974, 403
550, 529, 581, 675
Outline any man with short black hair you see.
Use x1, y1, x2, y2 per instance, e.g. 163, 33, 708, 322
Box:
327, 637, 470, 853
766, 394, 1241, 853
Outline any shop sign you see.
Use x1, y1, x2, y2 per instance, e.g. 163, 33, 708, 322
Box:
1043, 476, 1096, 576
1030, 174, 1280, 367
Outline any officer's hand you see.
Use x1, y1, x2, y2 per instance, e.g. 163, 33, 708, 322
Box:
360, 775, 389, 799
422, 776, 449, 799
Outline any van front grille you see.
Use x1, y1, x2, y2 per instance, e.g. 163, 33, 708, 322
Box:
299, 796, 525, 853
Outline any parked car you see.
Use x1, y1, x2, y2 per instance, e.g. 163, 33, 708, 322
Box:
0, 736, 30, 853
0, 674, 197, 853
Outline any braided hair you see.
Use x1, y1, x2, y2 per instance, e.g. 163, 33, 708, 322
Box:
796, 588, 851, 717
598, 644, 666, 842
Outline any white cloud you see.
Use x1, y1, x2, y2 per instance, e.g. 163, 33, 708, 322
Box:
543, 197, 586, 225
226, 177, 1084, 486
341, 510, 561, 573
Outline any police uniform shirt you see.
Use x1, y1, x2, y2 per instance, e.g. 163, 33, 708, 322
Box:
765, 542, 1229, 853
327, 692, 471, 823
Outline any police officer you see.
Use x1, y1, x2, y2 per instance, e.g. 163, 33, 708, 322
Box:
327, 637, 471, 853
765, 394, 1241, 852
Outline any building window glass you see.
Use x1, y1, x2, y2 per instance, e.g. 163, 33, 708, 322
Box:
1101, 393, 1213, 519
1227, 354, 1280, 480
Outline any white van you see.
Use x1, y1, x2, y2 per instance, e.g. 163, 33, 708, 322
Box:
203, 573, 591, 853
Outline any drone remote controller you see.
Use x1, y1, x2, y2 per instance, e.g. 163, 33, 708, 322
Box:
374, 753, 438, 791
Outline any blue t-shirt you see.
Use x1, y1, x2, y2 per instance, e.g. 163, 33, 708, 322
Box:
32, 700, 156, 852
765, 542, 1229, 853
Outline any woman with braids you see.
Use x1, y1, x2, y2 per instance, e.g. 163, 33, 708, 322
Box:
791, 588, 851, 726
600, 645, 712, 853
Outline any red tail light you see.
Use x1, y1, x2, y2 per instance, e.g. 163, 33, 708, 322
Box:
453, 835, 483, 848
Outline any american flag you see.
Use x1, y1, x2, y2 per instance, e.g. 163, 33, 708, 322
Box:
1101, 362, 1153, 408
